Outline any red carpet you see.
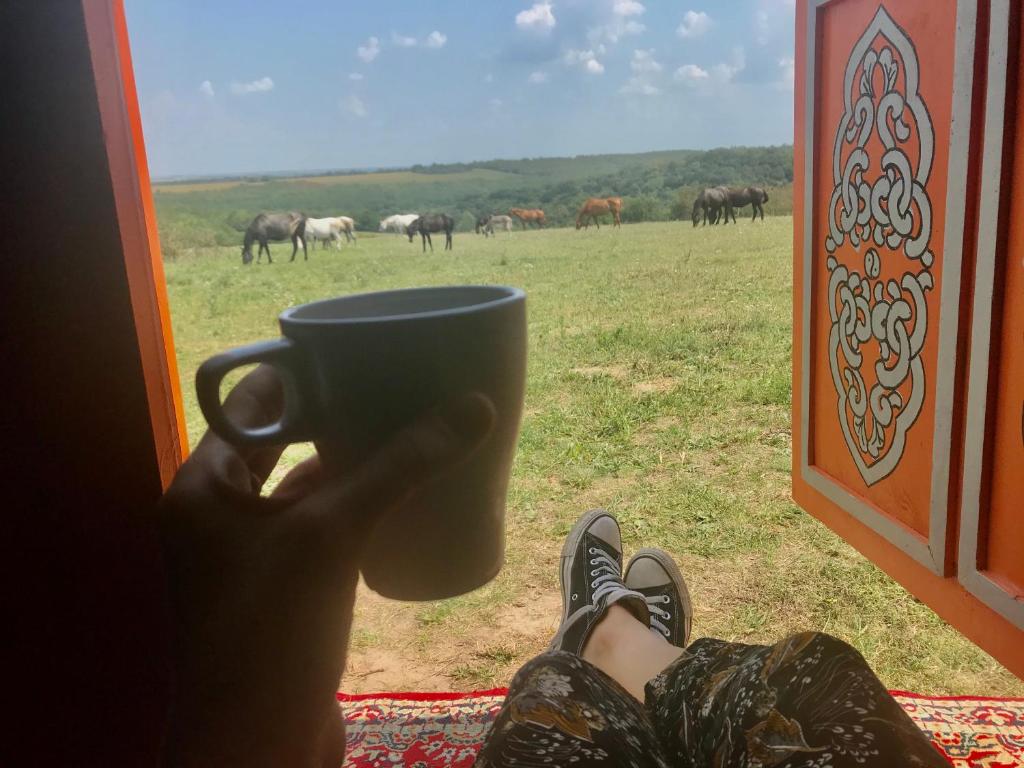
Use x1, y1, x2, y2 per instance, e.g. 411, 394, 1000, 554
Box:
338, 688, 1024, 767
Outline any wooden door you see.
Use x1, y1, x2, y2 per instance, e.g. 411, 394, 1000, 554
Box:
793, 0, 1024, 678
959, 0, 1024, 632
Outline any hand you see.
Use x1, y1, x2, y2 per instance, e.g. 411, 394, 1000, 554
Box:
158, 366, 495, 767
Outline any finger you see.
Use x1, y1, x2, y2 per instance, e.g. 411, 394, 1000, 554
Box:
194, 365, 288, 489
270, 455, 324, 502
302, 392, 496, 545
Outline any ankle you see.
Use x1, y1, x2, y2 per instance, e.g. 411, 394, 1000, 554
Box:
581, 603, 646, 662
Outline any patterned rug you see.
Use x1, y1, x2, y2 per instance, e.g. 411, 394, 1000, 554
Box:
338, 688, 1024, 767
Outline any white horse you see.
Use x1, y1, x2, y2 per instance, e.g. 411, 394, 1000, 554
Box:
304, 217, 345, 250
483, 214, 514, 237
379, 213, 419, 234
335, 215, 357, 243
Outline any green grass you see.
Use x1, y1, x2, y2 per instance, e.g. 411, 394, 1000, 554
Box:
164, 218, 1023, 695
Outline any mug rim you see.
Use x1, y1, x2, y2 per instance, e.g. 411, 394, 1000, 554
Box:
280, 284, 525, 325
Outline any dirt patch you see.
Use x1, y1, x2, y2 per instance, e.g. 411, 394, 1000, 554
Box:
571, 365, 630, 380
632, 377, 677, 395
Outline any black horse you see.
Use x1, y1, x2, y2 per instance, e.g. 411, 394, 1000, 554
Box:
691, 187, 731, 227
241, 212, 307, 264
721, 187, 769, 223
408, 214, 454, 252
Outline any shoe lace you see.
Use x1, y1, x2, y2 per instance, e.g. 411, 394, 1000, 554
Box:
645, 594, 672, 638
587, 547, 624, 603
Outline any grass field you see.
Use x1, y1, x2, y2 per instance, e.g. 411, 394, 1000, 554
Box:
164, 218, 1024, 696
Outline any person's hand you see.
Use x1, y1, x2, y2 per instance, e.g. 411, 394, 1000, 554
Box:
158, 366, 494, 767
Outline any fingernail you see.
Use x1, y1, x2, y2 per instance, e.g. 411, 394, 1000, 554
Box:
438, 393, 496, 442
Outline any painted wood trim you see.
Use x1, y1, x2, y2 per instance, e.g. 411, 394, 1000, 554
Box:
799, 0, 978, 575
82, 0, 188, 487
957, 0, 1024, 630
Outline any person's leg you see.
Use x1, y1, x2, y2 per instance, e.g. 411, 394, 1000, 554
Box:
645, 631, 948, 768
581, 604, 683, 702
474, 650, 669, 768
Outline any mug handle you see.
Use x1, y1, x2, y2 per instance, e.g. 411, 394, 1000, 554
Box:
195, 338, 310, 446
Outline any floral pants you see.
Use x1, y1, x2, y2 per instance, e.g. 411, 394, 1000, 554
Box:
475, 632, 947, 768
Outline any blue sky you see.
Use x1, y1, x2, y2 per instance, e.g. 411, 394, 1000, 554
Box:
126, 0, 796, 179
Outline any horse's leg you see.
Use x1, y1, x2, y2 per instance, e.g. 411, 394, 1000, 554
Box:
290, 236, 298, 262
264, 241, 273, 264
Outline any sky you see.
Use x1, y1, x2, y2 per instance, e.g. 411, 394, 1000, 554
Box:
125, 0, 796, 179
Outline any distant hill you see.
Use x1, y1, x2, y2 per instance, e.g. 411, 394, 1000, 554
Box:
152, 145, 794, 256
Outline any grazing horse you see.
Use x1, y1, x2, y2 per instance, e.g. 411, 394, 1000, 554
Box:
720, 187, 769, 223
335, 215, 357, 243
379, 213, 419, 234
241, 212, 307, 264
478, 214, 513, 237
509, 208, 546, 229
304, 217, 345, 250
407, 214, 454, 252
691, 188, 731, 227
575, 197, 622, 229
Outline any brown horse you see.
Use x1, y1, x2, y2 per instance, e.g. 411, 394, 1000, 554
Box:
576, 197, 622, 229
720, 186, 769, 223
509, 208, 546, 228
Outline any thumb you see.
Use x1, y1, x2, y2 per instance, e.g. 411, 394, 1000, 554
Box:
302, 392, 497, 548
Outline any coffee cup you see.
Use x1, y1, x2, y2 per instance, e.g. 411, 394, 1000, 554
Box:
195, 285, 527, 600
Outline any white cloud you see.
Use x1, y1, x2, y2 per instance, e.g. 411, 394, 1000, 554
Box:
612, 0, 645, 16
346, 94, 367, 118
674, 64, 709, 84
677, 10, 711, 39
631, 49, 662, 74
230, 77, 274, 95
620, 77, 660, 96
391, 32, 417, 47
198, 80, 214, 98
755, 10, 770, 45
516, 2, 556, 32
528, 70, 549, 83
589, 5, 645, 46
776, 56, 795, 90
424, 30, 447, 48
712, 46, 746, 82
356, 36, 380, 63
564, 48, 605, 74
349, 73, 364, 81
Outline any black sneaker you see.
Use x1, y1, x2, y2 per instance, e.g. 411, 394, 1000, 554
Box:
623, 548, 692, 648
550, 509, 649, 654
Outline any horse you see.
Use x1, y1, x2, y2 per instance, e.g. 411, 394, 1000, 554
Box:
720, 187, 769, 223
691, 188, 731, 227
407, 214, 454, 252
379, 213, 419, 234
241, 212, 307, 264
335, 215, 357, 243
509, 208, 546, 229
477, 214, 513, 237
304, 217, 345, 250
575, 197, 622, 229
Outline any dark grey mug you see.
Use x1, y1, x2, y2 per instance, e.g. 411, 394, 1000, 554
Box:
195, 285, 527, 600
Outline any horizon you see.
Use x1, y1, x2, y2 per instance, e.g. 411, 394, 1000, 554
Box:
150, 142, 796, 184
126, 1, 796, 179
